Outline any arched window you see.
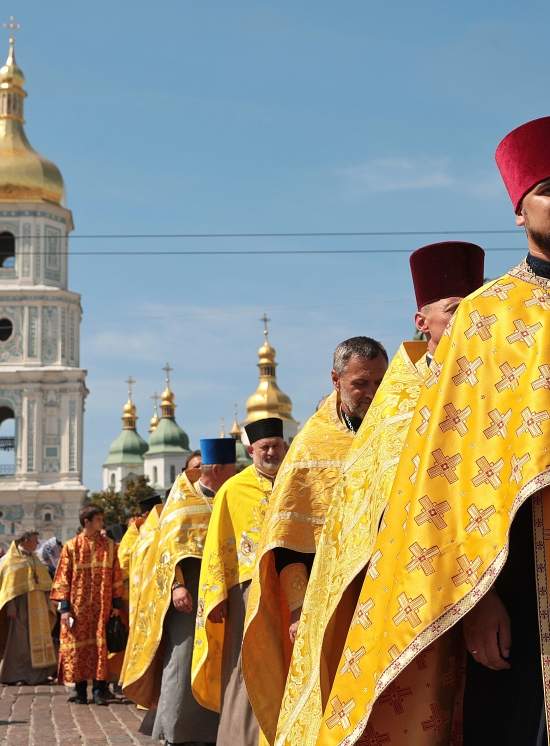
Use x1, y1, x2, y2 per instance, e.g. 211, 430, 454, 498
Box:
153, 466, 158, 484
110, 472, 115, 488
0, 232, 15, 269
0, 407, 15, 476
170, 465, 176, 484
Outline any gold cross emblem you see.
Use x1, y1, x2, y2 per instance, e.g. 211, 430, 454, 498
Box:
354, 598, 375, 629
482, 282, 514, 300
532, 364, 550, 392
340, 646, 366, 678
416, 406, 431, 435
472, 456, 504, 489
393, 592, 426, 627
388, 645, 400, 660
406, 542, 440, 575
517, 407, 550, 437
525, 288, 550, 310
439, 402, 471, 436
465, 504, 496, 536
465, 310, 497, 341
367, 549, 383, 579
410, 454, 420, 485
510, 453, 531, 484
427, 448, 461, 483
483, 408, 512, 439
506, 319, 542, 348
415, 495, 451, 530
452, 356, 483, 386
452, 553, 482, 587
425, 359, 442, 388
326, 696, 356, 730
495, 361, 527, 392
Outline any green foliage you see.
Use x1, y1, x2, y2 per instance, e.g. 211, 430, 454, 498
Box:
88, 475, 156, 527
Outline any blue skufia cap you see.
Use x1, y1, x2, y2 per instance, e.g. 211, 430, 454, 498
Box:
199, 438, 236, 465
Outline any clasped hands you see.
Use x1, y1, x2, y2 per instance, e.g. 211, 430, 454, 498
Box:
172, 586, 193, 614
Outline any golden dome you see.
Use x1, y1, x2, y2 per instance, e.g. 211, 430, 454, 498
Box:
0, 37, 65, 205
149, 412, 160, 433
245, 322, 297, 426
230, 417, 241, 439
122, 398, 137, 430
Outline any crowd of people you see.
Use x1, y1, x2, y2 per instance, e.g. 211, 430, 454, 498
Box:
0, 114, 549, 745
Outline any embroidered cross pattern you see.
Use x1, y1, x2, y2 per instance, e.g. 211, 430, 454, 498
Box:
379, 683, 413, 715
367, 549, 382, 579
472, 456, 504, 489
406, 542, 440, 574
482, 282, 514, 300
483, 408, 512, 439
495, 361, 527, 392
465, 504, 496, 536
452, 356, 483, 386
356, 725, 391, 745
465, 310, 497, 341
425, 359, 442, 388
421, 703, 450, 736
410, 454, 420, 485
510, 453, 531, 484
517, 407, 550, 437
532, 365, 550, 392
326, 696, 355, 730
525, 288, 550, 310
416, 406, 431, 436
389, 645, 400, 660
415, 495, 451, 530
439, 402, 471, 436
506, 319, 542, 348
341, 646, 366, 678
393, 592, 426, 627
354, 598, 375, 629
427, 448, 461, 483
452, 554, 482, 587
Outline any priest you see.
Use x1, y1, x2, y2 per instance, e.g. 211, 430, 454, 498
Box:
192, 417, 287, 746
275, 240, 485, 745
241, 337, 388, 742
122, 438, 236, 746
315, 116, 550, 746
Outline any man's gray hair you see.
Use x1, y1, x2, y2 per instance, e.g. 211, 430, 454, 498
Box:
332, 336, 388, 375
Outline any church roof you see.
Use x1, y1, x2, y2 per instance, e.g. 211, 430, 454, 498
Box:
104, 428, 148, 465
147, 416, 190, 454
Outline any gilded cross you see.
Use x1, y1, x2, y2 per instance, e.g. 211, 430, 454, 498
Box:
425, 359, 442, 388
406, 542, 440, 575
472, 456, 504, 489
483, 408, 512, 440
439, 402, 471, 436
388, 645, 400, 661
260, 312, 271, 339
495, 361, 526, 392
414, 495, 451, 530
510, 453, 530, 484
162, 362, 173, 387
482, 282, 514, 300
465, 504, 496, 536
532, 364, 550, 392
452, 356, 483, 387
409, 454, 420, 485
416, 406, 431, 436
125, 375, 136, 401
340, 646, 366, 678
517, 406, 550, 437
367, 549, 382, 579
525, 288, 550, 310
427, 448, 461, 484
326, 696, 355, 730
354, 598, 374, 629
506, 319, 542, 348
465, 310, 497, 342
452, 553, 482, 588
150, 391, 159, 409
393, 591, 426, 627
2, 15, 20, 43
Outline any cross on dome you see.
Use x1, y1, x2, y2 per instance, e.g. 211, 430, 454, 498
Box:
260, 313, 271, 339
163, 362, 173, 387
3, 15, 20, 43
125, 376, 136, 401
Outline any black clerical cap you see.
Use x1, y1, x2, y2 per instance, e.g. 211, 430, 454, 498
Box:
244, 417, 284, 444
139, 494, 163, 513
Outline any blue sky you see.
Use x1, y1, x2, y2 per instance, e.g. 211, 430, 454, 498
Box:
11, 1, 548, 488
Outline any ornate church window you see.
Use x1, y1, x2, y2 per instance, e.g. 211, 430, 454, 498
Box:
0, 232, 14, 268
0, 318, 13, 341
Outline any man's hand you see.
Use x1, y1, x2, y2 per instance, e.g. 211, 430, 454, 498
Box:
60, 611, 73, 628
289, 607, 302, 644
172, 586, 193, 614
208, 600, 228, 623
463, 589, 511, 671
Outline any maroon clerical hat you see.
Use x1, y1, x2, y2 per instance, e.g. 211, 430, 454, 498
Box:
496, 116, 550, 213
410, 241, 485, 310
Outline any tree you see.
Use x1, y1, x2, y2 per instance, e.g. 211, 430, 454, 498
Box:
88, 476, 156, 528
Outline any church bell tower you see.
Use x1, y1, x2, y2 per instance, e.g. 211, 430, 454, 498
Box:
0, 20, 88, 543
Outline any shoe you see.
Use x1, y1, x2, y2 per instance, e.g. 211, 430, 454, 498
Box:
68, 695, 88, 704
93, 691, 109, 706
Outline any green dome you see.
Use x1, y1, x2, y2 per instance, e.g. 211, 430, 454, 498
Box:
148, 417, 190, 454
235, 439, 252, 467
104, 429, 148, 466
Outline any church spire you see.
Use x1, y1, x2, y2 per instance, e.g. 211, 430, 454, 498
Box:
149, 392, 160, 433
160, 362, 176, 419
121, 376, 137, 430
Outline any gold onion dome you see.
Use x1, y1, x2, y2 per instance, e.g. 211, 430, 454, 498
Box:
0, 36, 65, 204
245, 320, 297, 425
104, 395, 148, 466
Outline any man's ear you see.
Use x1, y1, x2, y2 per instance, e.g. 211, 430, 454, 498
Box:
415, 311, 428, 334
515, 211, 525, 227
247, 445, 253, 456
331, 369, 340, 391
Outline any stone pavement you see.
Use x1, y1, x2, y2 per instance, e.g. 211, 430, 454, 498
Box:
0, 684, 153, 745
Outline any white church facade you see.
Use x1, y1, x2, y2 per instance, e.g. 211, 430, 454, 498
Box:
0, 33, 87, 544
